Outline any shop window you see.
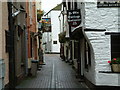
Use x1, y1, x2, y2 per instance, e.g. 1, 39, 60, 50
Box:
84, 41, 91, 69
111, 35, 120, 59
53, 41, 57, 44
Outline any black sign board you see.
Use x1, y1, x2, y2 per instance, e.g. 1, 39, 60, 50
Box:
97, 1, 120, 7
67, 9, 81, 27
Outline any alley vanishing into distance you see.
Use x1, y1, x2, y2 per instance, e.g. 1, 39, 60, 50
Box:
1, 1, 120, 89
16, 54, 88, 89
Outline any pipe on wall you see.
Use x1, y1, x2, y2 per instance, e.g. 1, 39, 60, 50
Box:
7, 2, 16, 88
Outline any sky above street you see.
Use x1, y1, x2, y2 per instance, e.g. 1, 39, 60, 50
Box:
41, 0, 62, 13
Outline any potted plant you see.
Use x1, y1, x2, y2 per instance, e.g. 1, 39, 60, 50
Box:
108, 58, 120, 72
58, 31, 66, 43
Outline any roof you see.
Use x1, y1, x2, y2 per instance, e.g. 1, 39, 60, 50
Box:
44, 3, 62, 16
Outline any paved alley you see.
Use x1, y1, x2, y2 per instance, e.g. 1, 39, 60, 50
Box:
16, 54, 89, 89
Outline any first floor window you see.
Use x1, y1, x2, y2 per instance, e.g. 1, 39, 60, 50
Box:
111, 35, 120, 59
53, 41, 57, 44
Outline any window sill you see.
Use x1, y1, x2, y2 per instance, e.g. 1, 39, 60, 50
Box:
99, 71, 120, 74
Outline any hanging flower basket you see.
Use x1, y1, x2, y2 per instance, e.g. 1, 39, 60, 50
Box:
37, 10, 44, 22
58, 31, 66, 43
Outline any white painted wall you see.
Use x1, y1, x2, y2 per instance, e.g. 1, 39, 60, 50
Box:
85, 2, 118, 31
51, 11, 61, 53
42, 32, 52, 53
82, 2, 120, 86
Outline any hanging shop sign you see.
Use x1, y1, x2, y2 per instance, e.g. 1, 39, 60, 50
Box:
67, 9, 81, 28
97, 0, 120, 7
41, 18, 51, 32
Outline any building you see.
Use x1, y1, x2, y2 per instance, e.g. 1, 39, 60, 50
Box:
26, 1, 39, 73
42, 3, 62, 54
7, 1, 27, 88
0, 1, 28, 89
61, 0, 120, 89
0, 1, 40, 89
0, 1, 9, 89
36, 0, 45, 65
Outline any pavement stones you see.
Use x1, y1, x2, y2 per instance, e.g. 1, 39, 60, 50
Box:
16, 54, 89, 89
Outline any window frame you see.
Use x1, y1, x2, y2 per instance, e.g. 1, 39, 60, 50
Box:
111, 35, 120, 59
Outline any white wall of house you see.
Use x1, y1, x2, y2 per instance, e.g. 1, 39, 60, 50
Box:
51, 11, 61, 53
85, 2, 118, 31
42, 32, 52, 53
82, 1, 120, 86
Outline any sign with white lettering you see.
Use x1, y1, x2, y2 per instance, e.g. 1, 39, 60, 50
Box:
97, 1, 120, 7
67, 9, 81, 28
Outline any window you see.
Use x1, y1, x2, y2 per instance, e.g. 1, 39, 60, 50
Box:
53, 41, 57, 44
84, 41, 91, 69
68, 2, 71, 10
111, 35, 120, 59
63, 1, 66, 7
74, 2, 77, 9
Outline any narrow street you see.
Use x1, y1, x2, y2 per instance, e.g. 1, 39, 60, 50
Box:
1, 1, 120, 89
16, 54, 88, 89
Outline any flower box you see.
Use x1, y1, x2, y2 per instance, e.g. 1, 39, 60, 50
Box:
112, 64, 120, 72
108, 58, 120, 72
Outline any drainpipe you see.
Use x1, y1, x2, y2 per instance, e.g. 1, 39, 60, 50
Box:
58, 13, 62, 57
58, 14, 61, 33
8, 2, 16, 89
